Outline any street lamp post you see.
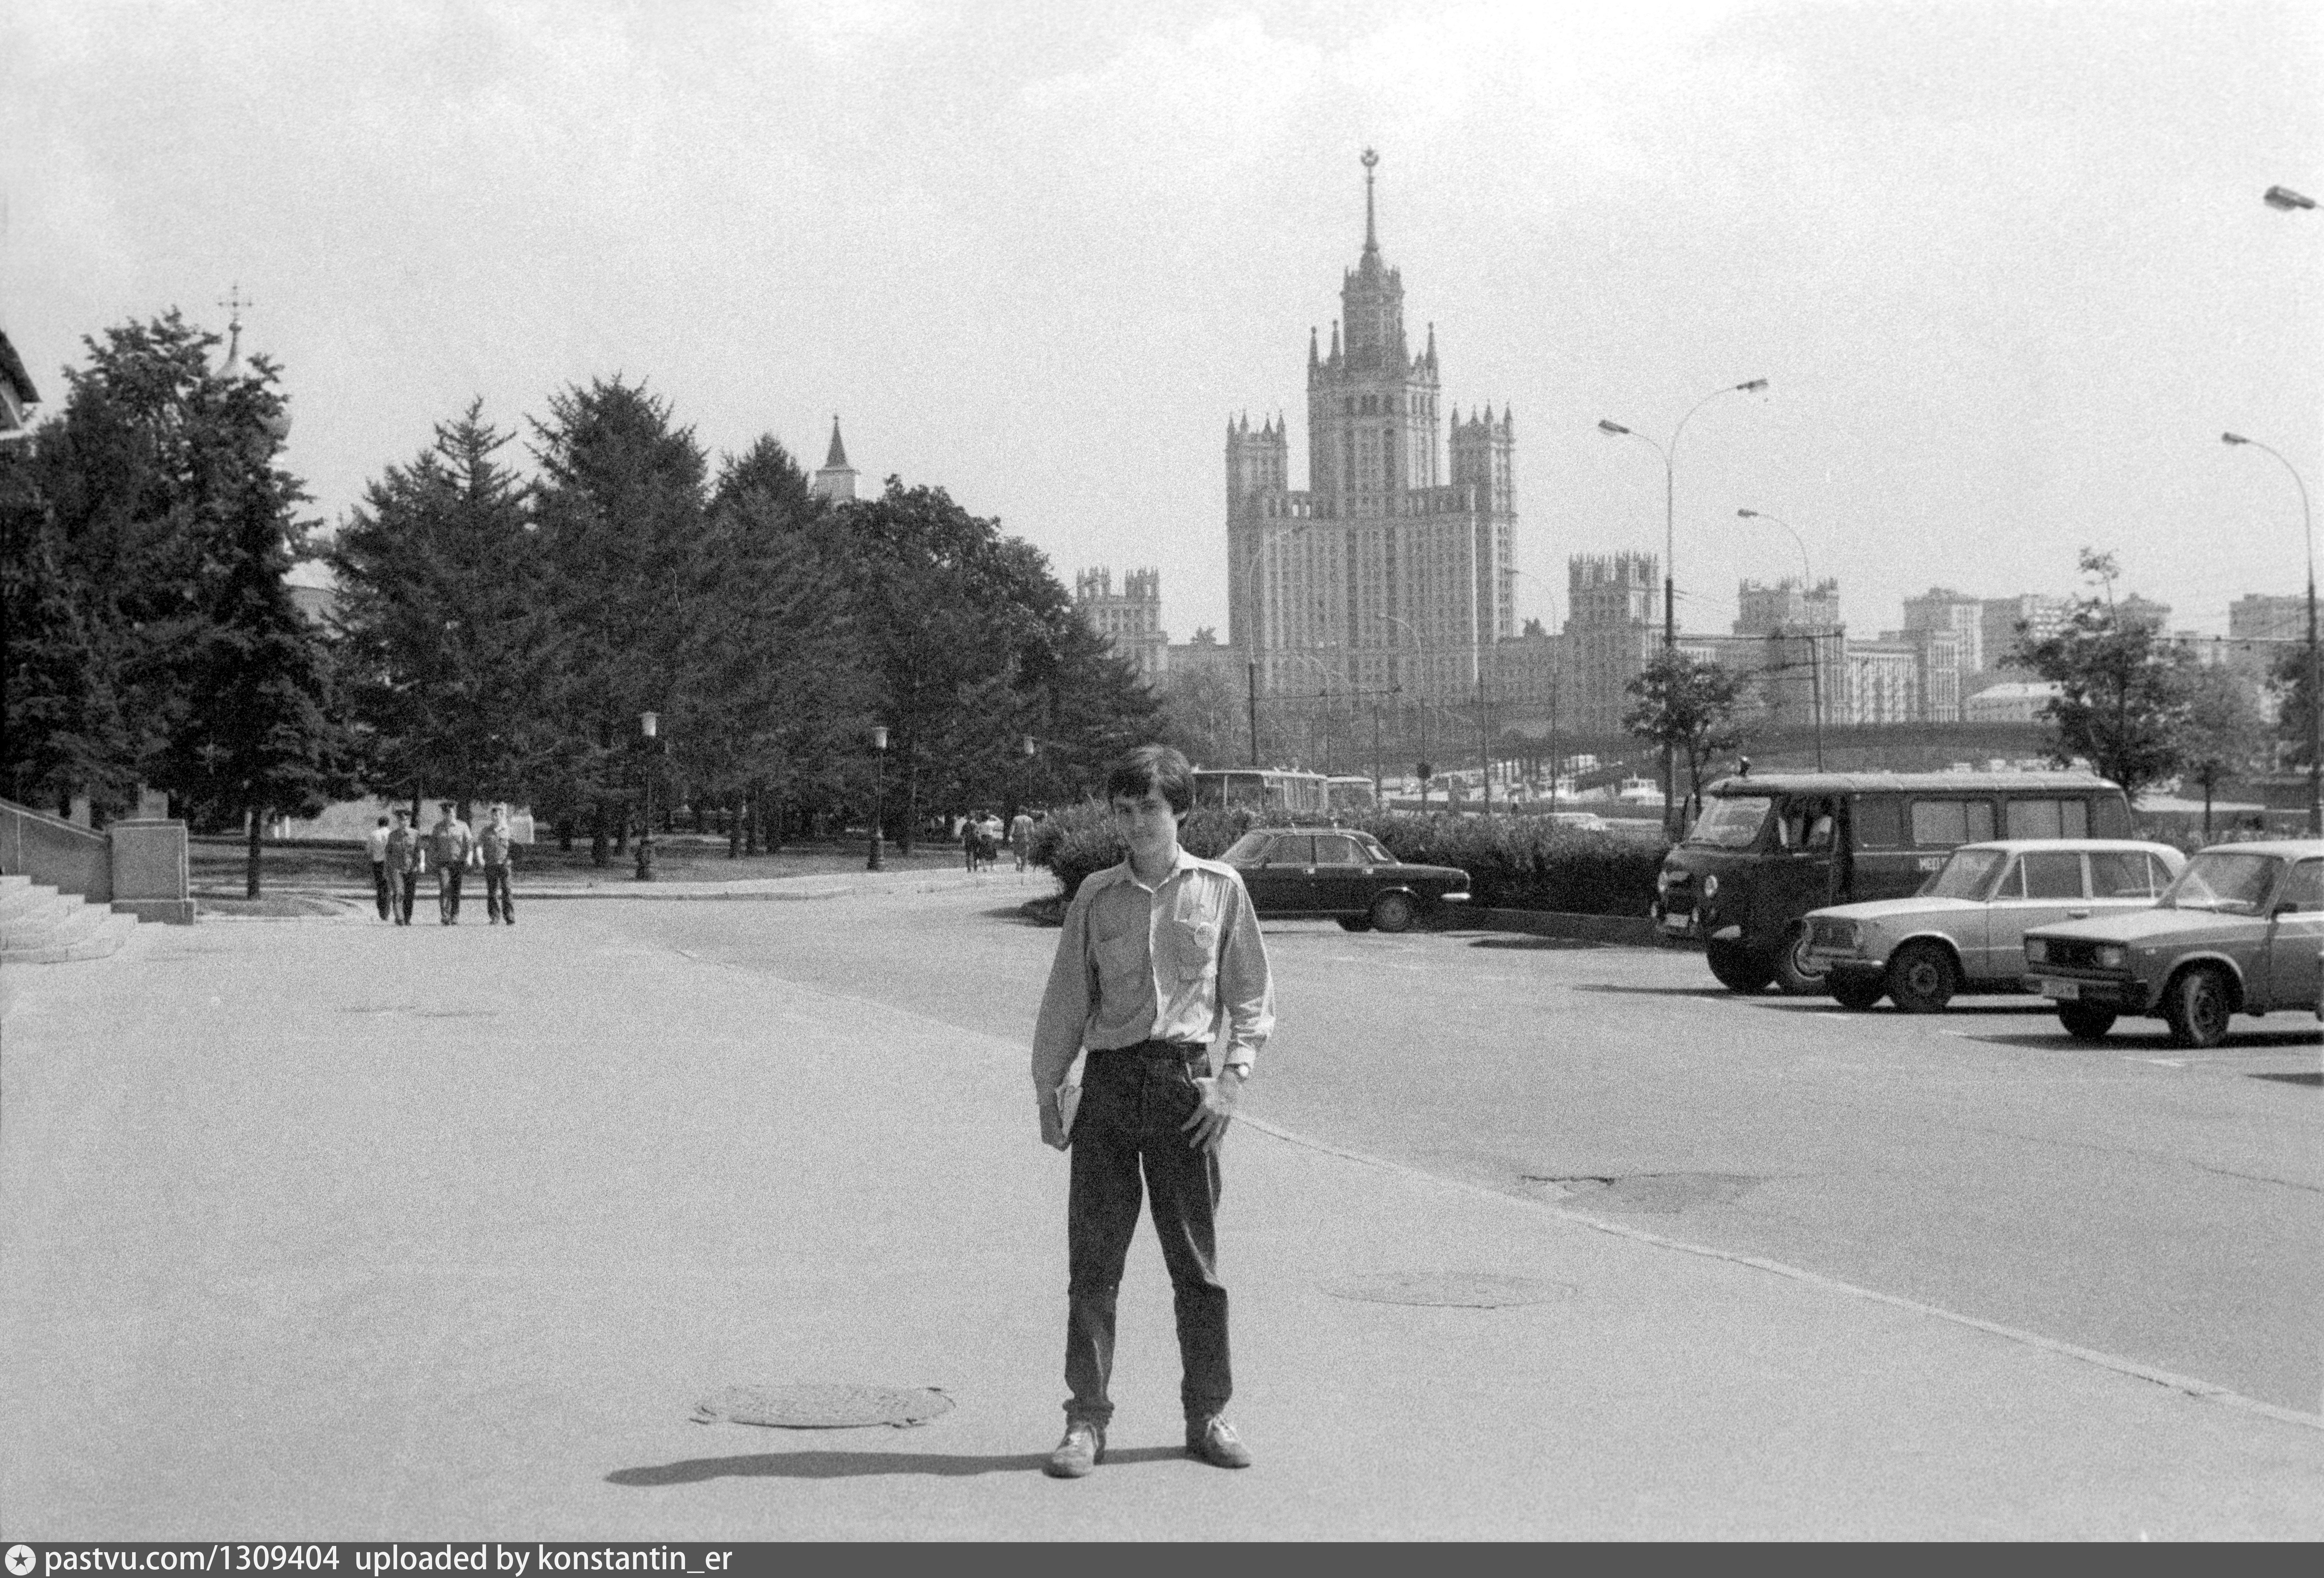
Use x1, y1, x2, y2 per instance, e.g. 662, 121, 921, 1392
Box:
1598, 377, 1769, 832
2222, 433, 2318, 833
635, 711, 659, 881
867, 724, 890, 871
1737, 508, 1829, 771
1381, 614, 1429, 806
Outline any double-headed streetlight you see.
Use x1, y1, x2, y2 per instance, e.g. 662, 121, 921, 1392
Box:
1598, 377, 1770, 832
2222, 433, 2317, 832
1380, 613, 1431, 805
1736, 508, 1829, 770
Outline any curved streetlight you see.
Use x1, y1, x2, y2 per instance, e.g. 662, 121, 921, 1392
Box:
1737, 508, 1829, 770
2222, 433, 2318, 832
1598, 377, 1770, 831
2264, 185, 2316, 212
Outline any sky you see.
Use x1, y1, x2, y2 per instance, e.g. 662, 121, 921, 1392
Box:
6, 0, 2320, 642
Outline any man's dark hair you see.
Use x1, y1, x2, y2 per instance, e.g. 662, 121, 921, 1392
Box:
1106, 744, 1194, 816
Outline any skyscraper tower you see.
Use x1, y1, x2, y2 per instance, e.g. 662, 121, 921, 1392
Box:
1227, 150, 1515, 703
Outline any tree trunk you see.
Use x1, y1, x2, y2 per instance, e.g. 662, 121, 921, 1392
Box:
245, 806, 264, 899
2202, 775, 2214, 842
727, 793, 742, 859
900, 744, 920, 855
590, 804, 609, 867
559, 819, 574, 853
743, 787, 760, 856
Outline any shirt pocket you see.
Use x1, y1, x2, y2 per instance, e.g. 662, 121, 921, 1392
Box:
1165, 917, 1222, 988
1092, 916, 1149, 1001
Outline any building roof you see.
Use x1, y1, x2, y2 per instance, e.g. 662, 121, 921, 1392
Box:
822, 416, 850, 470
0, 328, 39, 409
1708, 771, 2117, 796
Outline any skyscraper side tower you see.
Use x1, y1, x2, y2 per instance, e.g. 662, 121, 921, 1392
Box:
1227, 150, 1516, 704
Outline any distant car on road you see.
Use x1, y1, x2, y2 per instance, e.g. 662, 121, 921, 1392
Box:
1804, 839, 2185, 1011
2023, 839, 2324, 1047
1220, 827, 1470, 933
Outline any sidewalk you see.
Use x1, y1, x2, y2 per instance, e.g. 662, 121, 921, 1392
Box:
3, 892, 2319, 1539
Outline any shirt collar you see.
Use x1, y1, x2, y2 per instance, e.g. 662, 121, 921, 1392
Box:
1122, 843, 1199, 894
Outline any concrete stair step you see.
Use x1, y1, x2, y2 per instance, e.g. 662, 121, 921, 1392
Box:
1, 895, 115, 955
2, 906, 138, 964
0, 880, 62, 921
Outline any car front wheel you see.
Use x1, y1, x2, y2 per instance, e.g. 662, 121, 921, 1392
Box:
1369, 891, 1418, 934
2058, 1003, 2117, 1042
2162, 965, 2234, 1049
1887, 940, 1957, 1014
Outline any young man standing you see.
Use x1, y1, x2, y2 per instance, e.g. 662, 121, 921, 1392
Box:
1031, 744, 1272, 1478
1009, 807, 1035, 872
384, 809, 423, 926
479, 805, 517, 925
427, 800, 475, 925
365, 814, 394, 921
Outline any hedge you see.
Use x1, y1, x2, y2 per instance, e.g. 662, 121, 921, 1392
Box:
1030, 801, 1667, 917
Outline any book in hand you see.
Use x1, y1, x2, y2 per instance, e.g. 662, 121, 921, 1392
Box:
1056, 1081, 1082, 1137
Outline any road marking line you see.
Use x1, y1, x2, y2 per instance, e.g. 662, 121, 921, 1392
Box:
1234, 1111, 2324, 1433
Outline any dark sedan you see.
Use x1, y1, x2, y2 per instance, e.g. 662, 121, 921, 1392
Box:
1220, 827, 1470, 932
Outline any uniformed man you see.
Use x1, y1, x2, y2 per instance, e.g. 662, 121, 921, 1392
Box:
427, 801, 476, 925
480, 804, 517, 926
384, 809, 424, 926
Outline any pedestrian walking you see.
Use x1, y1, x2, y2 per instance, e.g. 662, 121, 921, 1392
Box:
978, 810, 1004, 871
964, 812, 983, 873
480, 804, 517, 926
427, 800, 476, 925
384, 809, 423, 925
1030, 744, 1272, 1478
365, 814, 394, 921
1010, 807, 1035, 872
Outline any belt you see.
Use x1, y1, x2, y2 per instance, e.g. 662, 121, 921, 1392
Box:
1094, 1039, 1208, 1059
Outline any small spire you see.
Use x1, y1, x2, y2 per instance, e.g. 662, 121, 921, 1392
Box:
1309, 325, 1320, 365
824, 415, 849, 469
218, 282, 250, 373
1360, 148, 1379, 255
1330, 320, 1341, 359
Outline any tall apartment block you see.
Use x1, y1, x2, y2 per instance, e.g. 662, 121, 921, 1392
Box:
1563, 553, 1658, 735
1226, 150, 1515, 704
1902, 587, 1984, 678
1979, 594, 2065, 672
1073, 567, 1169, 683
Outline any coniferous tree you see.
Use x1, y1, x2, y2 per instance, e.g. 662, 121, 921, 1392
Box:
329, 402, 555, 816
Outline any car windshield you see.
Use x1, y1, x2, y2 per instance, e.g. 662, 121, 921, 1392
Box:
1686, 796, 1771, 848
1221, 832, 1272, 864
2161, 851, 2281, 914
1919, 847, 2007, 900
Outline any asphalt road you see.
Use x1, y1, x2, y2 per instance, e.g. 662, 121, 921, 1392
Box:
648, 877, 2324, 1415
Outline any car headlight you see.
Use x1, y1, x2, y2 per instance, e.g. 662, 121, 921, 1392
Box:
2097, 944, 2126, 971
1702, 874, 1719, 898
2025, 938, 2048, 964
1656, 869, 1672, 895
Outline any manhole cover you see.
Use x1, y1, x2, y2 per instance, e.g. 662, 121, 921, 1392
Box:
691, 1383, 953, 1429
1321, 1271, 1575, 1307
1527, 1172, 1758, 1214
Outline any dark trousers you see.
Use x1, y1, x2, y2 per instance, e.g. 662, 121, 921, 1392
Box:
436, 866, 464, 923
484, 864, 513, 923
393, 870, 419, 924
371, 861, 392, 920
1064, 1042, 1230, 1429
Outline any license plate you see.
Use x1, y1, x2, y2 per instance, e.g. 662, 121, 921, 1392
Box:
2039, 977, 2080, 1001
1660, 913, 1690, 932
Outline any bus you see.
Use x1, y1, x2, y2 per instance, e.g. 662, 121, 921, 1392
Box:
1327, 775, 1378, 813
1192, 768, 1330, 816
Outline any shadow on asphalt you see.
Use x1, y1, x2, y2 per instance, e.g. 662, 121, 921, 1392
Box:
607, 1446, 1185, 1483
1568, 984, 1737, 999
1954, 1031, 2323, 1052
2252, 1071, 2323, 1086
1467, 936, 1604, 951
1762, 1001, 2054, 1017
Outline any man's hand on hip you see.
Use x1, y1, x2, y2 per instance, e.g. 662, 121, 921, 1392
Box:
1181, 1070, 1242, 1153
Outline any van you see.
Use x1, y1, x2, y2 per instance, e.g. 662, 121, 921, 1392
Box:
1653, 771, 2132, 994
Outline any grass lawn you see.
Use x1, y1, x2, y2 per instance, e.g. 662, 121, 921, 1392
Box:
189, 833, 987, 894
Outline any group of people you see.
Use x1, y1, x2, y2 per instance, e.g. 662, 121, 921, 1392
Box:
365, 801, 518, 926
962, 808, 1039, 872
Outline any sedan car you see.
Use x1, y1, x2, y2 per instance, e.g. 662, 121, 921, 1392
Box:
1219, 827, 1470, 932
1804, 839, 2185, 1012
2024, 839, 2324, 1047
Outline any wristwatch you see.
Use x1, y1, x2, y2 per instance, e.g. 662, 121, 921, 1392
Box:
1222, 1064, 1251, 1081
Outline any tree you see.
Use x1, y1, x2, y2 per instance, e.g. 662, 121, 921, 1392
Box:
1622, 649, 1747, 821
2269, 639, 2317, 771
2012, 551, 2192, 801
530, 379, 719, 862
328, 402, 556, 817
0, 484, 139, 814
1155, 662, 1244, 771
147, 355, 353, 894
2177, 666, 2269, 840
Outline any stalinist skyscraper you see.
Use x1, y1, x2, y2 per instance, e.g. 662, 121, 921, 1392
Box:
1226, 150, 1515, 704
